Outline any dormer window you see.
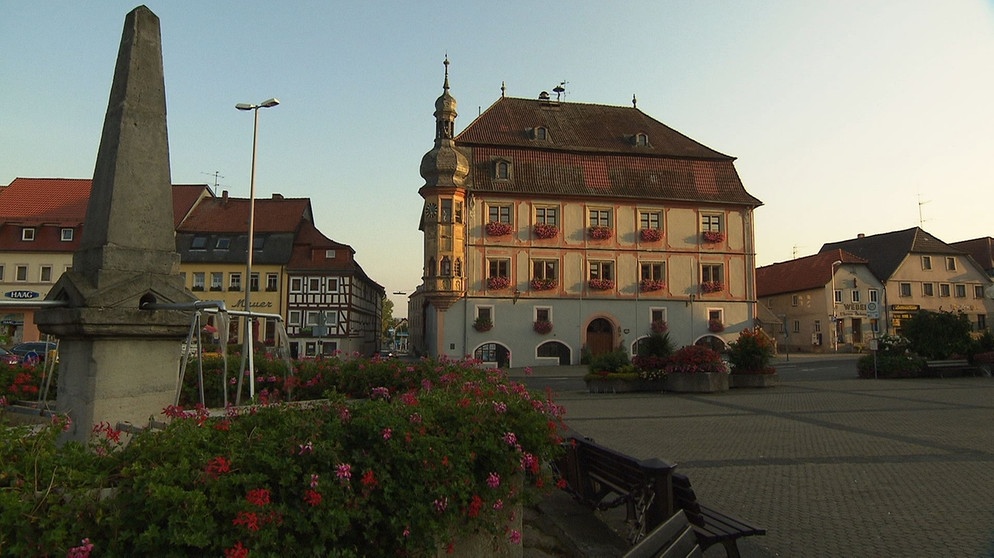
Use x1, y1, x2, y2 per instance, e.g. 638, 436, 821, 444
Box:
21, 228, 35, 241
190, 235, 208, 250
495, 159, 512, 180
635, 132, 649, 147
60, 228, 74, 242
536, 127, 547, 140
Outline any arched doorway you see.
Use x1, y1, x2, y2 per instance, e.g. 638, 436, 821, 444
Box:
537, 341, 571, 365
474, 342, 511, 368
695, 335, 728, 353
586, 318, 615, 357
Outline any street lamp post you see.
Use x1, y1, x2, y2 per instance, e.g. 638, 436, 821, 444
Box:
831, 260, 842, 352
235, 98, 279, 403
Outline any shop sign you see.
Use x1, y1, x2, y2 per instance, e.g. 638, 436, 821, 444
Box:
890, 304, 920, 311
4, 290, 40, 299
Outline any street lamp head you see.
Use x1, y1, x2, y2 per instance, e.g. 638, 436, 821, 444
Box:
235, 98, 280, 111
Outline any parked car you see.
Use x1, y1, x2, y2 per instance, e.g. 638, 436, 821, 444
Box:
0, 347, 19, 366
9, 341, 58, 364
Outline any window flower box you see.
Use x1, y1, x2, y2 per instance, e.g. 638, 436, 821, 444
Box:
487, 276, 510, 290
640, 279, 665, 292
533, 224, 558, 239
530, 278, 557, 291
708, 319, 725, 333
701, 281, 723, 293
587, 279, 615, 291
473, 318, 493, 332
650, 320, 668, 334
533, 320, 553, 334
640, 228, 662, 242
588, 226, 612, 240
702, 231, 725, 243
485, 221, 513, 237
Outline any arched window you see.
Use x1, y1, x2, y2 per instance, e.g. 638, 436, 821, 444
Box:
495, 160, 511, 180
440, 256, 452, 276
454, 258, 462, 277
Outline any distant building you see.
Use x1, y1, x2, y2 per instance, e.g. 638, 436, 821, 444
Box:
410, 61, 762, 367
757, 250, 884, 352
0, 178, 383, 355
820, 228, 993, 335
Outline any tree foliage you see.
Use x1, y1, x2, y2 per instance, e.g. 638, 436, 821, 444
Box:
900, 310, 972, 360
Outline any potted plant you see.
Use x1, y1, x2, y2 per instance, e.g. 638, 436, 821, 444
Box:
533, 224, 558, 239
727, 328, 778, 388
663, 345, 729, 393
640, 279, 665, 292
640, 228, 662, 242
530, 278, 557, 291
533, 320, 553, 335
708, 319, 725, 333
473, 317, 493, 332
487, 276, 510, 290
485, 221, 513, 237
701, 281, 723, 294
702, 231, 725, 243
588, 226, 612, 240
587, 278, 615, 291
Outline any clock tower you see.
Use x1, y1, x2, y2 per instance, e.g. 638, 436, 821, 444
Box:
418, 57, 468, 311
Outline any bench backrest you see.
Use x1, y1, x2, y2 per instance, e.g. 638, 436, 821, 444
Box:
671, 472, 705, 527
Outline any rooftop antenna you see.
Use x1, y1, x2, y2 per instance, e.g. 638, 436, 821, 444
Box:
792, 245, 804, 259
553, 80, 567, 101
201, 170, 224, 195
918, 192, 930, 228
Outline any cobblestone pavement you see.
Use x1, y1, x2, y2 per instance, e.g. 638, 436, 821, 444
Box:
515, 357, 994, 557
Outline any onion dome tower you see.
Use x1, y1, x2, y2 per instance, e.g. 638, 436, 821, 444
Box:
418, 57, 469, 310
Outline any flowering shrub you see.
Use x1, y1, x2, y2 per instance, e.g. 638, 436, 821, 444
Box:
473, 317, 494, 332
640, 279, 665, 292
650, 320, 669, 335
702, 231, 725, 243
665, 345, 728, 374
587, 279, 615, 291
0, 357, 565, 556
487, 275, 511, 290
588, 226, 612, 240
531, 278, 557, 291
727, 328, 775, 374
485, 221, 513, 237
701, 281, 723, 293
533, 320, 553, 335
533, 224, 558, 239
640, 228, 662, 242
708, 319, 725, 333
0, 364, 45, 401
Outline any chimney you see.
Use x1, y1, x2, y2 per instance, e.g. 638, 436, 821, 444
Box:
272, 193, 284, 200
221, 190, 229, 205
857, 233, 865, 239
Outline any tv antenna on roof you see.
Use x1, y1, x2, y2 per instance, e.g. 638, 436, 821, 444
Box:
201, 170, 225, 195
918, 192, 930, 228
553, 80, 567, 101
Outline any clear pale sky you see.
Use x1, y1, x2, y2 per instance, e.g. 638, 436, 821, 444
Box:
3, 2, 993, 318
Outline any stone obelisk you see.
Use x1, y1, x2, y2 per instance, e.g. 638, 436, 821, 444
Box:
36, 5, 198, 442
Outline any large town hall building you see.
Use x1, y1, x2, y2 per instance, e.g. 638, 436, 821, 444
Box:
409, 61, 763, 367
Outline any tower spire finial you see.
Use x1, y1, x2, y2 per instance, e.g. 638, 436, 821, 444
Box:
443, 55, 450, 92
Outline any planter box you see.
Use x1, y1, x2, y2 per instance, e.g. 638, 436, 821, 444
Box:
729, 373, 779, 388
664, 372, 728, 393
585, 379, 666, 393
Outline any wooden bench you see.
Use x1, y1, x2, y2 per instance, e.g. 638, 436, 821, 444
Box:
554, 432, 676, 544
671, 472, 766, 558
925, 359, 976, 378
623, 510, 703, 558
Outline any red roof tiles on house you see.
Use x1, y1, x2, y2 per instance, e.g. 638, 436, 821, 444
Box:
455, 98, 761, 206
0, 178, 92, 225
176, 194, 312, 234
757, 249, 867, 297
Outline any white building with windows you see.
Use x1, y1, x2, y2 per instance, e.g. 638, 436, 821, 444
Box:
410, 62, 763, 367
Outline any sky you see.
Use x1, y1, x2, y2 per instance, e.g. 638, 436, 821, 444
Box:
3, 1, 993, 318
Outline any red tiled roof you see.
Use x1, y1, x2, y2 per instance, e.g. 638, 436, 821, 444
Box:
950, 237, 994, 274
0, 178, 91, 225
454, 97, 761, 206
176, 194, 312, 234
757, 249, 867, 297
457, 97, 732, 159
172, 184, 212, 228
